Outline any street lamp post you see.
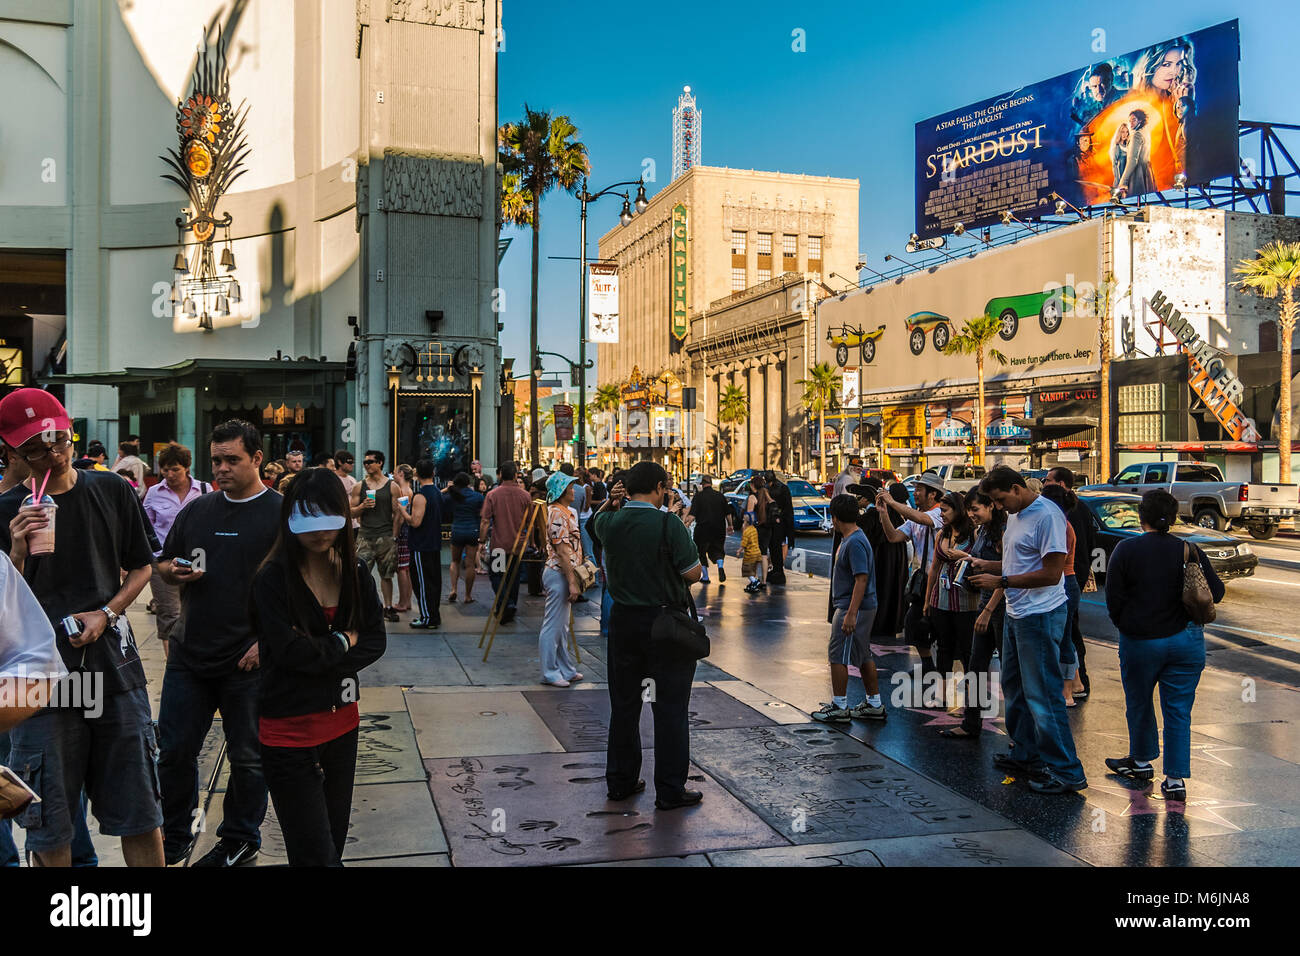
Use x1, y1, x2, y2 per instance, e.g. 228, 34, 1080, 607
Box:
577, 177, 649, 466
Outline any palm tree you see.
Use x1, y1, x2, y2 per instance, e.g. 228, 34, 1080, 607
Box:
943, 314, 1008, 465
798, 362, 841, 480
592, 383, 621, 413
718, 385, 749, 471
499, 106, 590, 465
1236, 241, 1300, 482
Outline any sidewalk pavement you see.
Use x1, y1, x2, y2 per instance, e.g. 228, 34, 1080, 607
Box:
82, 563, 1300, 867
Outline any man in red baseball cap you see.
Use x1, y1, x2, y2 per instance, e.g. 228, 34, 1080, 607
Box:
0, 388, 164, 866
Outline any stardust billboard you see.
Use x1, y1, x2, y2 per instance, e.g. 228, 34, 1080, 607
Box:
915, 20, 1239, 239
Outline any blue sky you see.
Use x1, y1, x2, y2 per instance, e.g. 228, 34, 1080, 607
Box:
496, 0, 1295, 380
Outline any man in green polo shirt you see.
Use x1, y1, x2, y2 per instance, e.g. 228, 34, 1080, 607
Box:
589, 460, 702, 810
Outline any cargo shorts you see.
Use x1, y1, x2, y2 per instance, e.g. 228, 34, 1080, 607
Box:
6, 685, 162, 852
357, 532, 398, 579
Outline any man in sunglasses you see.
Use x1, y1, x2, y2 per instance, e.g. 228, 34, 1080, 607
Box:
350, 449, 402, 621
0, 389, 162, 866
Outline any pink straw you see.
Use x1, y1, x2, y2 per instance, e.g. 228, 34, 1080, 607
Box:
35, 468, 52, 502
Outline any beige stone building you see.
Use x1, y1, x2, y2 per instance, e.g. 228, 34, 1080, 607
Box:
596, 165, 858, 474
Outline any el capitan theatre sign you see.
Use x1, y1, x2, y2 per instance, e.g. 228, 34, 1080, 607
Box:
1148, 289, 1259, 441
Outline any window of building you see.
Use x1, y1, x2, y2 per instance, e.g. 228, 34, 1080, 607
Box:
730, 231, 746, 256
757, 268, 771, 284
1117, 382, 1177, 443
782, 234, 797, 258
808, 236, 822, 260
731, 267, 747, 291
757, 233, 772, 255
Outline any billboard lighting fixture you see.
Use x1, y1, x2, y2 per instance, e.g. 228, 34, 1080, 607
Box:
1045, 191, 1091, 220
883, 254, 922, 274
1000, 209, 1038, 234
1174, 172, 1188, 190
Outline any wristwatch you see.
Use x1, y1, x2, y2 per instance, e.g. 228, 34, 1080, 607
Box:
101, 606, 120, 628
1000, 575, 1010, 590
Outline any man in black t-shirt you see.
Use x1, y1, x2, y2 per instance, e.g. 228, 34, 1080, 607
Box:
0, 389, 162, 867
688, 477, 729, 584
156, 420, 281, 867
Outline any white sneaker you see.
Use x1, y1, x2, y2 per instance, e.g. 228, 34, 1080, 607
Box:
542, 678, 570, 688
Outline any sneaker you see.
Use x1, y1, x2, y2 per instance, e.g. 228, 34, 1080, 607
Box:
811, 702, 852, 723
700, 575, 710, 584
191, 838, 259, 868
654, 789, 704, 811
1027, 773, 1088, 795
743, 580, 761, 593
499, 611, 516, 625
992, 752, 1037, 774
1105, 756, 1154, 780
542, 678, 570, 688
757, 581, 767, 590
164, 838, 196, 867
717, 565, 726, 582
409, 618, 440, 629
383, 607, 399, 622
849, 701, 887, 721
1161, 779, 1187, 802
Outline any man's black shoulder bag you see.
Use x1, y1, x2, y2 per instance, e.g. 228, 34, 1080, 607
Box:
651, 513, 710, 660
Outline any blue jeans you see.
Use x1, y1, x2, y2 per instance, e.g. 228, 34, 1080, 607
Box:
488, 550, 523, 616
579, 515, 593, 564
1059, 575, 1081, 680
1002, 603, 1086, 784
1118, 625, 1205, 779
157, 664, 267, 853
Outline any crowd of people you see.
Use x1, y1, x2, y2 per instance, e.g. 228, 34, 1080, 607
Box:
0, 381, 1229, 867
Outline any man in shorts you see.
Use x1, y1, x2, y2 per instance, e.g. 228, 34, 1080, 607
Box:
813, 495, 886, 723
350, 449, 401, 621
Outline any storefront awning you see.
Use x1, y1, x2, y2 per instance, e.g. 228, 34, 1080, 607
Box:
40, 357, 344, 386
1014, 415, 1099, 430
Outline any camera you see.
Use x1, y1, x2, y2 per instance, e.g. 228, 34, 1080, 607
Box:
59, 615, 84, 638
173, 557, 193, 571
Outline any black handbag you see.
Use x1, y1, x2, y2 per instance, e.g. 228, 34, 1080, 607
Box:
651, 514, 710, 660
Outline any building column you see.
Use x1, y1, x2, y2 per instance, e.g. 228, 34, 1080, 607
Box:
766, 354, 782, 468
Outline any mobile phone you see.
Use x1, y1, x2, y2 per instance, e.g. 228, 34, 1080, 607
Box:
173, 557, 193, 571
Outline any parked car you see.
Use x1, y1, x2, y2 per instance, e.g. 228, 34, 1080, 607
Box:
1020, 468, 1050, 482
920, 463, 987, 493
725, 475, 832, 533
684, 472, 719, 494
1086, 461, 1299, 540
905, 311, 952, 355
983, 286, 1076, 340
1078, 490, 1257, 583
718, 468, 759, 494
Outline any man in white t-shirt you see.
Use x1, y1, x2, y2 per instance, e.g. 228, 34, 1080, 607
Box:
878, 472, 946, 687
969, 465, 1086, 794
0, 552, 67, 732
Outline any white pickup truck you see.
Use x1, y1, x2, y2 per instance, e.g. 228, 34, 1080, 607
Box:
919, 464, 987, 493
1089, 461, 1299, 540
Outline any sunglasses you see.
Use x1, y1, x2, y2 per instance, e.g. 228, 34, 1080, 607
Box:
363, 458, 378, 465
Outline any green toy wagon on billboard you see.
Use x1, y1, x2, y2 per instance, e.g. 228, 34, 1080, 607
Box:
904, 311, 952, 355
983, 286, 1076, 340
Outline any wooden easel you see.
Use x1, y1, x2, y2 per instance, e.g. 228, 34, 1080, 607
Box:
479, 499, 582, 667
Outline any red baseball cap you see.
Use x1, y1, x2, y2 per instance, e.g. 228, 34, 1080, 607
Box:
0, 388, 73, 450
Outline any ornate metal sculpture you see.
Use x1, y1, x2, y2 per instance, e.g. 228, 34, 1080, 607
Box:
161, 31, 250, 331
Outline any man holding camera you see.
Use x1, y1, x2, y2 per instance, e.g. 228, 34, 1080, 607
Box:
0, 389, 162, 867
156, 420, 281, 866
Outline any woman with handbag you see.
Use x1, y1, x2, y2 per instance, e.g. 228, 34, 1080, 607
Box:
1103, 489, 1224, 803
744, 475, 774, 593
923, 492, 981, 717
940, 489, 1007, 738
539, 472, 585, 688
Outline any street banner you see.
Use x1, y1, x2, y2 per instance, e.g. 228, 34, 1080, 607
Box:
587, 263, 619, 343
840, 368, 860, 409
553, 404, 574, 443
915, 20, 1239, 238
